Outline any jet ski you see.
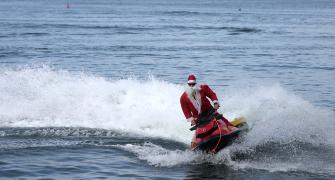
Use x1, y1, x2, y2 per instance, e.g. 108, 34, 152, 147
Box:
190, 108, 248, 153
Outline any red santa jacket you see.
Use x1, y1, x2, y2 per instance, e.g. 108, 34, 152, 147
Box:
180, 84, 219, 120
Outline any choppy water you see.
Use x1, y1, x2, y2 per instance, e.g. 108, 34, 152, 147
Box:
1, 0, 335, 179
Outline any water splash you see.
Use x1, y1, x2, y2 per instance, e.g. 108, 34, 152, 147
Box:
0, 66, 190, 143
1, 66, 334, 175
1, 66, 334, 146
222, 84, 335, 147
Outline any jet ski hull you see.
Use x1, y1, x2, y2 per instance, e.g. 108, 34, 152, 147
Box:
191, 118, 248, 153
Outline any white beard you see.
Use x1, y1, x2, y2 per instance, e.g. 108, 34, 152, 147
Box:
185, 85, 202, 113
185, 85, 199, 97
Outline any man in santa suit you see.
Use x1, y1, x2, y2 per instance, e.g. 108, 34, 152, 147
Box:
180, 74, 231, 126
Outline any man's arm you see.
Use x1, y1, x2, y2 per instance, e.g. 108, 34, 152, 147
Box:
202, 84, 220, 109
180, 94, 193, 121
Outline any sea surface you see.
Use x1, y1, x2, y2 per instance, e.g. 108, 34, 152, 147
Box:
0, 0, 335, 179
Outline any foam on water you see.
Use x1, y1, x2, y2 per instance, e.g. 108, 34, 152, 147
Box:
223, 84, 335, 147
1, 67, 334, 144
0, 66, 190, 142
114, 142, 199, 167
115, 141, 335, 175
1, 67, 335, 174
113, 142, 236, 167
0, 138, 79, 151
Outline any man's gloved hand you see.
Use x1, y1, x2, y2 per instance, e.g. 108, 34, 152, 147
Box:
191, 118, 198, 126
187, 117, 198, 126
214, 102, 220, 110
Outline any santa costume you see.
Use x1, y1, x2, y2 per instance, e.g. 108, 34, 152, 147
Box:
180, 74, 219, 122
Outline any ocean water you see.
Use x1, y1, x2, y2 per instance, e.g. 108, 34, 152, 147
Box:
1, 0, 335, 179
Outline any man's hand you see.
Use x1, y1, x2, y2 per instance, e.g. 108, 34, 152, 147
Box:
214, 102, 220, 110
187, 117, 198, 126
191, 118, 198, 126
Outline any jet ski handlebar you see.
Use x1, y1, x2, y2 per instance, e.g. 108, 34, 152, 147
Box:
189, 108, 217, 131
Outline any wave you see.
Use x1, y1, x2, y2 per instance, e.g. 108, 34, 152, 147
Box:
226, 84, 335, 147
160, 10, 218, 16
0, 66, 334, 174
0, 32, 49, 38
0, 137, 79, 151
0, 66, 190, 143
0, 66, 334, 144
121, 141, 335, 175
0, 127, 121, 138
110, 142, 335, 176
4, 22, 261, 35
7, 22, 156, 32
245, 64, 335, 71
162, 25, 261, 34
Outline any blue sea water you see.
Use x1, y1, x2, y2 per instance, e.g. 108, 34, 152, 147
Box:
0, 0, 335, 179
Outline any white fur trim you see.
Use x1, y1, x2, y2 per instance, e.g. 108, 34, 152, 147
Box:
187, 117, 194, 122
190, 92, 201, 114
187, 80, 196, 83
185, 85, 201, 113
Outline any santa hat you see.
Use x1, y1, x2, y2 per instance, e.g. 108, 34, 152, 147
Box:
187, 74, 196, 84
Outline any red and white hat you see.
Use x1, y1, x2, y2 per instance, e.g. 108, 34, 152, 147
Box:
187, 74, 196, 84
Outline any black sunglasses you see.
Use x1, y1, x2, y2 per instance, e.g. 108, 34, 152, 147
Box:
188, 83, 196, 87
